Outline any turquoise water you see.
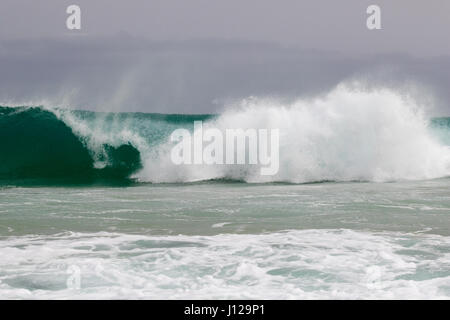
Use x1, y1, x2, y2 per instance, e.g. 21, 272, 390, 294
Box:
0, 180, 449, 299
1, 87, 450, 299
1, 180, 450, 237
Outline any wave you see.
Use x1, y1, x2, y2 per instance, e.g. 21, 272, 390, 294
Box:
0, 106, 142, 183
138, 85, 450, 183
1, 85, 450, 184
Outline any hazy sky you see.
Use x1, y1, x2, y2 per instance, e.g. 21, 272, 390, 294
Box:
0, 0, 449, 114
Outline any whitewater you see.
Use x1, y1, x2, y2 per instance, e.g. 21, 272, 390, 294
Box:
64, 85, 450, 183
0, 85, 449, 299
1, 85, 450, 184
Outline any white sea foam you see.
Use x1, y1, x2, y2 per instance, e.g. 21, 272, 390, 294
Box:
137, 84, 450, 183
0, 229, 449, 299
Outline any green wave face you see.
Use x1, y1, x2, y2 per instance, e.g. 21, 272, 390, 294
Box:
0, 107, 144, 184
430, 117, 450, 145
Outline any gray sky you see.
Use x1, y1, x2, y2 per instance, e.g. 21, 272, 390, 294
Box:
1, 0, 449, 114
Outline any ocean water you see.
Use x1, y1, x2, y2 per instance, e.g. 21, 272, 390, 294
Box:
1, 86, 450, 299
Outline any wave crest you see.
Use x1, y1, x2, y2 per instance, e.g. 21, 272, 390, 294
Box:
0, 106, 142, 182
1, 85, 450, 184
140, 85, 450, 183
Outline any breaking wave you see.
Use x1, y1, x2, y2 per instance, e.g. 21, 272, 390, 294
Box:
1, 85, 450, 184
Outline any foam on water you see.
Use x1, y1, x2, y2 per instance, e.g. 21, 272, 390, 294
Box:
139, 84, 450, 183
0, 229, 449, 299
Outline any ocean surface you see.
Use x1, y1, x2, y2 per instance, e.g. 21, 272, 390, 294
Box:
1, 87, 450, 299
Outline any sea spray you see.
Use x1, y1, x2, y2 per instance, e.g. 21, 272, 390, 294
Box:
1, 84, 450, 183
139, 85, 450, 183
